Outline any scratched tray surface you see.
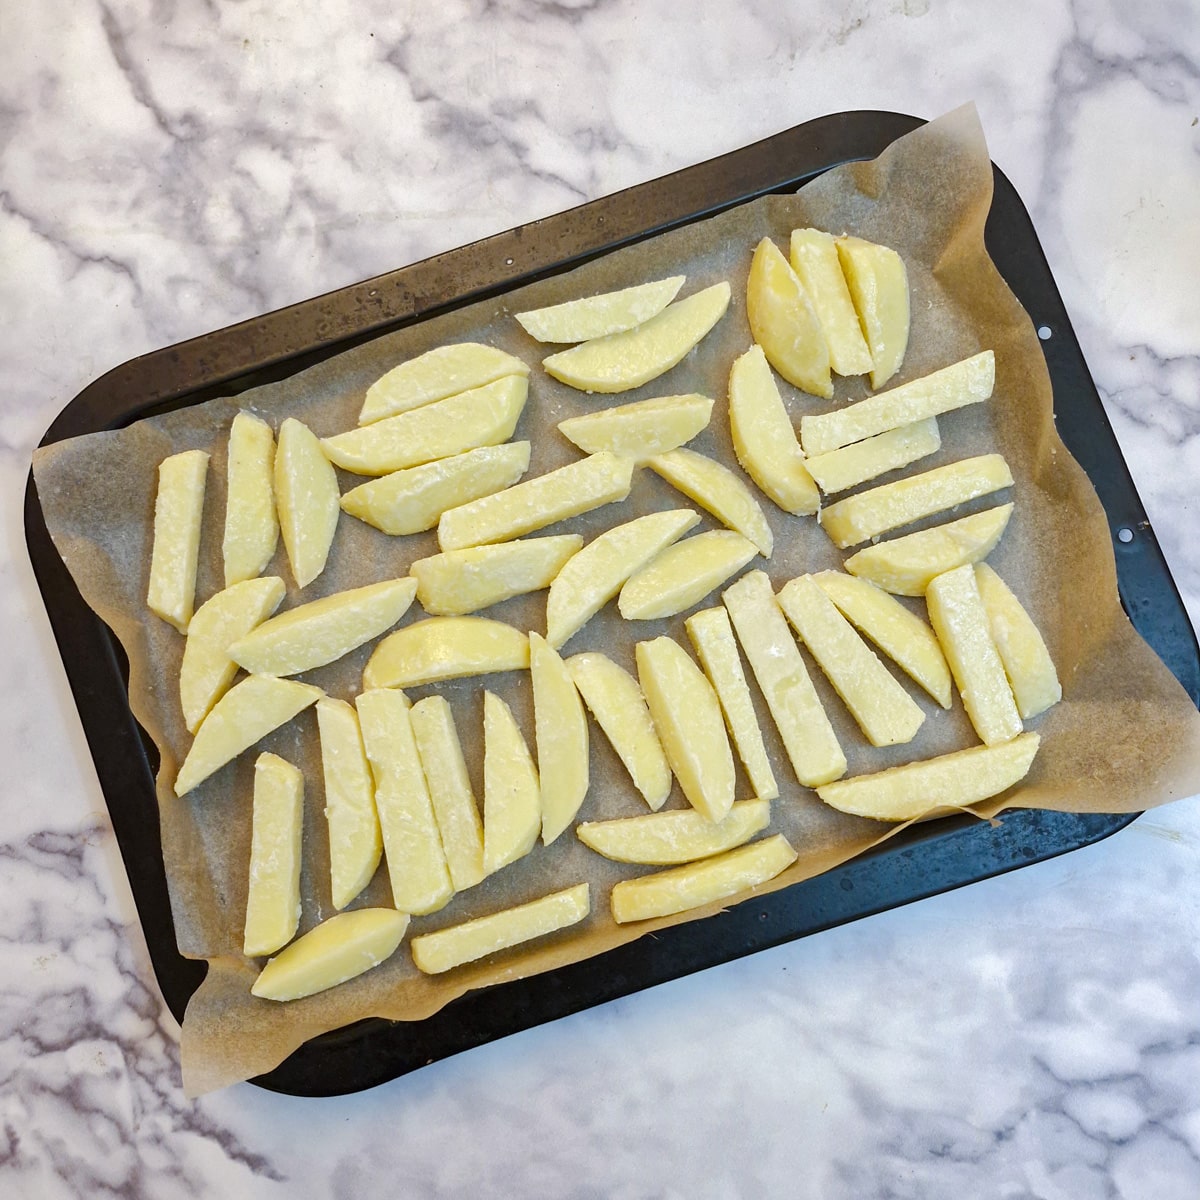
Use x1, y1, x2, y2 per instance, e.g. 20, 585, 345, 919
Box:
25, 111, 1200, 1097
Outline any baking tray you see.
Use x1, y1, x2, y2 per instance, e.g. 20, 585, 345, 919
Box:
25, 110, 1200, 1097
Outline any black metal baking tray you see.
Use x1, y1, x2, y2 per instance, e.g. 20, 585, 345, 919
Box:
25, 111, 1200, 1097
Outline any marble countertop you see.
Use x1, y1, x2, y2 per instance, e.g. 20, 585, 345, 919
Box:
6, 1, 1200, 1195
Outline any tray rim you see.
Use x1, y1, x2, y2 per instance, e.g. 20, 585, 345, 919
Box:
24, 108, 1199, 1097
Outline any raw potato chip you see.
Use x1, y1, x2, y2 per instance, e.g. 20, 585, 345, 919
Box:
804, 418, 941, 496
789, 228, 873, 377
363, 617, 530, 690
222, 411, 278, 587
242, 752, 304, 958
577, 798, 770, 865
835, 235, 911, 388
275, 418, 340, 589
147, 448, 210, 632
531, 633, 590, 846
482, 691, 542, 875
517, 276, 685, 342
358, 343, 530, 425
619, 530, 759, 621
557, 393, 713, 460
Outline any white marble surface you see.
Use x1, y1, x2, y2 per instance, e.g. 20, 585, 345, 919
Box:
5, 0, 1200, 1195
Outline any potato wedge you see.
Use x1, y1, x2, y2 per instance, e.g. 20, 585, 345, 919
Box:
577, 798, 770, 866
222, 412, 278, 587
745, 236, 831, 399
411, 883, 590, 975
339, 442, 531, 536
974, 563, 1061, 719
804, 418, 941, 495
636, 636, 734, 822
358, 343, 529, 425
363, 617, 529, 690
727, 344, 819, 515
437, 451, 634, 552
542, 282, 731, 393
323, 375, 528, 476
275, 418, 340, 589
316, 698, 382, 910
722, 571, 845, 788
799, 351, 994, 456
251, 908, 410, 1001
147, 448, 210, 632
242, 752, 304, 958
820, 454, 1013, 549
557, 393, 713, 460
789, 228, 874, 377
684, 607, 778, 801
843, 504, 1013, 596
817, 732, 1041, 821
567, 651, 672, 811
777, 575, 925, 747
230, 577, 417, 676
926, 563, 1023, 746
531, 633, 590, 845
648, 447, 773, 556
811, 570, 952, 707
619, 530, 758, 620
356, 689, 452, 915
516, 276, 685, 342
411, 535, 582, 617
179, 576, 286, 733
610, 834, 796, 924
482, 692, 541, 875
174, 675, 323, 796
410, 696, 485, 892
835, 235, 910, 388
544, 508, 699, 649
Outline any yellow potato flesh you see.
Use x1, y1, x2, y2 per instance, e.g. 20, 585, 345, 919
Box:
926, 564, 1023, 746
836, 235, 911, 388
974, 564, 1062, 719
727, 344, 819, 516
482, 692, 541, 875
817, 732, 1041, 822
363, 617, 529, 690
411, 883, 590, 975
804, 417, 941, 496
636, 636, 734, 823
174, 675, 323, 796
777, 575, 925, 748
322, 375, 528, 476
531, 633, 590, 846
820, 454, 1013, 549
436, 451, 634, 552
359, 343, 529, 425
411, 535, 582, 617
544, 508, 699, 649
222, 412, 278, 587
789, 228, 873, 377
811, 570, 952, 708
844, 504, 1013, 596
410, 696, 485, 893
179, 576, 286, 734
685, 606, 779, 801
648, 447, 773, 556
275, 418, 340, 589
610, 834, 797, 924
567, 651, 672, 811
516, 275, 685, 342
230, 577, 417, 676
722, 571, 845, 788
340, 442, 531, 536
251, 908, 410, 1001
147, 448, 210, 632
557, 393, 713, 460
745, 236, 831, 399
578, 798, 770, 866
243, 753, 304, 958
316, 698, 382, 910
799, 351, 994, 456
356, 689, 452, 915
542, 283, 731, 393
619, 530, 758, 620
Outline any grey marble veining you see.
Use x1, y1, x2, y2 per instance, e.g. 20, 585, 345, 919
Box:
4, 1, 1200, 1196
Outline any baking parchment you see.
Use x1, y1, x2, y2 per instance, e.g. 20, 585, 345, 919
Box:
32, 105, 1200, 1096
